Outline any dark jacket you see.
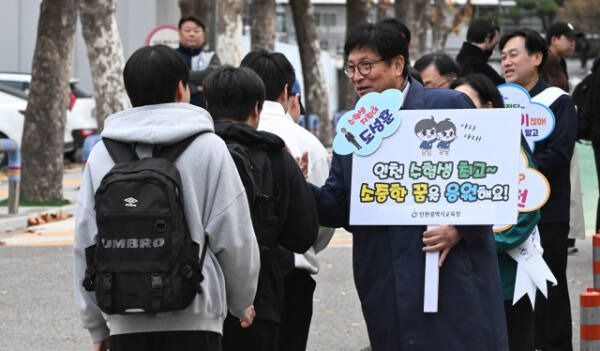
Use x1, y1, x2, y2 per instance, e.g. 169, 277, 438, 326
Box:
176, 44, 221, 108
529, 79, 577, 224
456, 42, 505, 86
215, 121, 318, 322
310, 77, 508, 350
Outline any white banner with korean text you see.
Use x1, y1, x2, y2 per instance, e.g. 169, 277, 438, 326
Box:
349, 108, 522, 225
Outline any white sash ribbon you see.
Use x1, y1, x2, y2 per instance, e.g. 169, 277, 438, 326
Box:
507, 226, 557, 306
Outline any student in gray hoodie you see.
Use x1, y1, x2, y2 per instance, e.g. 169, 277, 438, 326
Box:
73, 45, 260, 351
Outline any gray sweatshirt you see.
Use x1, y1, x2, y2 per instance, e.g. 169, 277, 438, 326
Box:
73, 103, 260, 342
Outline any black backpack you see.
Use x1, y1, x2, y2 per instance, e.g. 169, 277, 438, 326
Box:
573, 58, 600, 141
82, 134, 208, 315
226, 139, 286, 319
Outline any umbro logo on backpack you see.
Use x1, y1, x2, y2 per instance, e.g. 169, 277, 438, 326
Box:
124, 197, 138, 207
82, 134, 209, 315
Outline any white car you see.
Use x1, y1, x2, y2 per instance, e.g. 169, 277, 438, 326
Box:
0, 72, 97, 154
0, 84, 74, 166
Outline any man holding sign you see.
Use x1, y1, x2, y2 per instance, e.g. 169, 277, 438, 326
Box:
310, 20, 508, 350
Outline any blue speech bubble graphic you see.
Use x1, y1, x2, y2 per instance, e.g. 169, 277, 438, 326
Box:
498, 83, 556, 152
332, 89, 403, 156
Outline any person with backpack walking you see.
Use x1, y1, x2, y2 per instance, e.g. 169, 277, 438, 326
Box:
73, 45, 260, 351
204, 65, 319, 351
241, 50, 335, 351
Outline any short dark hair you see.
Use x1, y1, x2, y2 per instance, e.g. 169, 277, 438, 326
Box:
436, 119, 456, 133
344, 20, 409, 77
450, 73, 505, 108
379, 18, 411, 43
123, 45, 189, 107
467, 18, 499, 44
414, 53, 460, 78
499, 29, 548, 72
241, 50, 295, 101
178, 15, 205, 31
203, 65, 265, 122
415, 117, 436, 134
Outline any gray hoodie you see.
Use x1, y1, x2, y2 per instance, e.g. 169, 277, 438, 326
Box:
73, 103, 260, 342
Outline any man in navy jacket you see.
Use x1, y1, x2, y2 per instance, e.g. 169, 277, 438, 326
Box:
310, 20, 508, 350
500, 29, 577, 351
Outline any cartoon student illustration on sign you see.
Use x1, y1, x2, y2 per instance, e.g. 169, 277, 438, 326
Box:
415, 117, 437, 156
341, 127, 362, 150
436, 118, 457, 155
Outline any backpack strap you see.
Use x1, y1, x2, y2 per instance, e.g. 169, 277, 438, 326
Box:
154, 132, 204, 163
103, 138, 139, 163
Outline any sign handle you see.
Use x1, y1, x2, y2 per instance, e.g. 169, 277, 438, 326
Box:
424, 225, 439, 313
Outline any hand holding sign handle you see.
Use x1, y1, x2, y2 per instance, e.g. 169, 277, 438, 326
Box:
423, 225, 462, 313
423, 225, 461, 266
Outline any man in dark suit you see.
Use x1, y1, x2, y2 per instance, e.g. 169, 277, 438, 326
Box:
310, 19, 508, 350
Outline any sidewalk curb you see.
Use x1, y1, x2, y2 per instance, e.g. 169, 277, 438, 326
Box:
0, 204, 77, 234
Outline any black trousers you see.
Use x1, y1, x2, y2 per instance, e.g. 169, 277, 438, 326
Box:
279, 269, 316, 351
505, 298, 534, 351
222, 314, 279, 351
593, 138, 600, 232
110, 330, 221, 351
534, 223, 572, 351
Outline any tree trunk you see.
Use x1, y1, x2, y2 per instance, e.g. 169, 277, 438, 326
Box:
21, 0, 78, 201
178, 0, 214, 50
290, 0, 332, 145
376, 0, 392, 21
250, 0, 275, 50
430, 0, 472, 53
216, 0, 244, 66
430, 0, 450, 52
340, 0, 370, 111
79, 0, 130, 133
396, 0, 430, 61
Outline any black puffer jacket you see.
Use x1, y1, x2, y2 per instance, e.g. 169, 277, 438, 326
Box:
215, 121, 318, 322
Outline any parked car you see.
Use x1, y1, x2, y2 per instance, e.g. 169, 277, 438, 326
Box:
0, 72, 97, 153
0, 84, 74, 166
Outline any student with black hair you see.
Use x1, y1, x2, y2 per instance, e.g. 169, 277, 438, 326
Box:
204, 65, 318, 351
452, 73, 541, 351
314, 19, 508, 350
414, 53, 460, 88
73, 45, 260, 351
500, 29, 577, 351
241, 50, 333, 351
456, 18, 505, 85
175, 15, 221, 108
545, 22, 576, 81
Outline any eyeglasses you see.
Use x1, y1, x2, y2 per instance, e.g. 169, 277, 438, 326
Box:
431, 77, 456, 88
343, 58, 387, 78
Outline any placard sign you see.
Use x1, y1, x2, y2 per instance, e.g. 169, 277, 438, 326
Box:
146, 25, 180, 49
498, 83, 555, 152
349, 108, 522, 225
332, 89, 403, 157
494, 150, 550, 232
